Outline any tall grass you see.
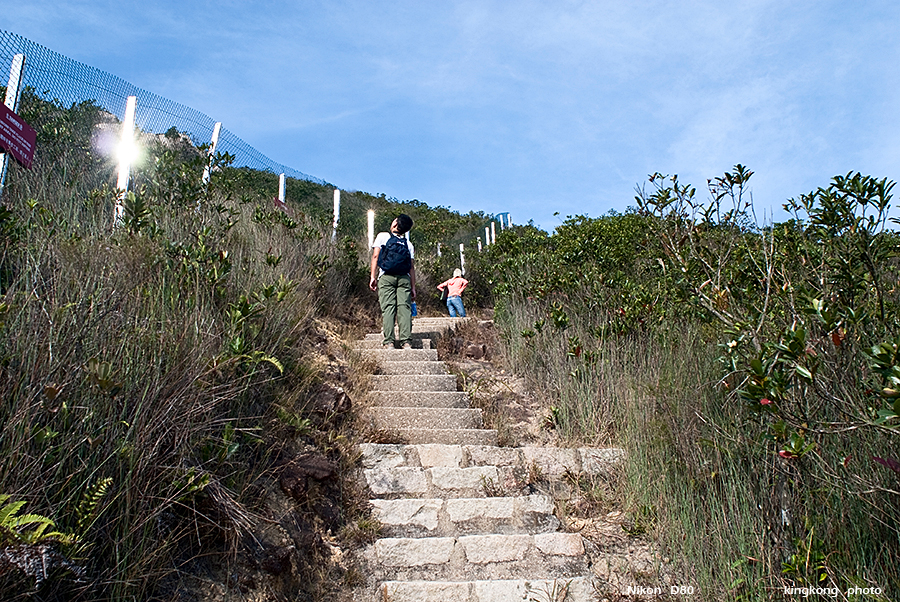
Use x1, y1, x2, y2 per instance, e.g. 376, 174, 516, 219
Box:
495, 294, 898, 600
0, 111, 364, 598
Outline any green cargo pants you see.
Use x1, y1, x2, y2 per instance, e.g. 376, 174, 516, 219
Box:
377, 273, 412, 346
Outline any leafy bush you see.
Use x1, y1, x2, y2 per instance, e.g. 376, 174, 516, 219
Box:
490, 166, 900, 599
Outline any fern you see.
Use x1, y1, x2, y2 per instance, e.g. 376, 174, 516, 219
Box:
0, 494, 75, 546
75, 477, 113, 536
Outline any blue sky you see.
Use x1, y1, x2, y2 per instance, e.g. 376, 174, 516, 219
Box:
4, 1, 900, 231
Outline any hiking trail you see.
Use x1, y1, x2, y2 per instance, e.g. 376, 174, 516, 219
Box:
346, 317, 668, 602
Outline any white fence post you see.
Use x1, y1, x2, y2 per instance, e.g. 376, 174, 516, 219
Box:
436, 242, 442, 257
367, 209, 375, 249
332, 189, 341, 241
115, 95, 137, 224
485, 226, 490, 246
459, 243, 466, 276
0, 53, 25, 199
491, 221, 496, 244
477, 237, 482, 252
507, 213, 512, 227
201, 121, 221, 185
278, 173, 286, 203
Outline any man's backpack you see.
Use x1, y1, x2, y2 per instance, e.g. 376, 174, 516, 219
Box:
378, 235, 412, 276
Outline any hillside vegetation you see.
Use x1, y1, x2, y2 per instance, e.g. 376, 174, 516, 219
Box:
0, 89, 498, 601
486, 166, 899, 600
1, 88, 898, 602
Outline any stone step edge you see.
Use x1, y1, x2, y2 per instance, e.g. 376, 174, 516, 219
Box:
372, 532, 585, 567
364, 464, 511, 497
366, 392, 471, 408
376, 360, 450, 376
359, 443, 625, 475
361, 408, 484, 431
375, 577, 594, 602
370, 494, 556, 531
377, 429, 499, 446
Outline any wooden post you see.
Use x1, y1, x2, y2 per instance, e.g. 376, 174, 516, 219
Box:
115, 95, 137, 224
278, 173, 286, 203
477, 237, 482, 252
459, 243, 466, 276
491, 221, 496, 244
0, 53, 25, 199
367, 209, 375, 249
485, 226, 490, 246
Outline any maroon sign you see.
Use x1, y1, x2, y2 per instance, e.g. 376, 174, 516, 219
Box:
0, 103, 36, 169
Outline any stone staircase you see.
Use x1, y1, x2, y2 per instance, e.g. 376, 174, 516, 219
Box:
351, 317, 625, 601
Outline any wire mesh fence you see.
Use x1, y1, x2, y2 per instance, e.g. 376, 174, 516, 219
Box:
0, 29, 325, 184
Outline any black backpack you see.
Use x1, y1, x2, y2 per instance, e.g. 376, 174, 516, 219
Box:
378, 235, 412, 275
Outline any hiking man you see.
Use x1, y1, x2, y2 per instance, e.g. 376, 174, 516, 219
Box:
370, 214, 416, 349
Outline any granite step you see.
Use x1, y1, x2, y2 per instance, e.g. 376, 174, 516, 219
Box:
378, 361, 448, 375
359, 443, 625, 476
375, 577, 595, 602
354, 338, 433, 349
364, 465, 509, 498
379, 429, 499, 447
370, 495, 559, 537
350, 320, 603, 602
370, 374, 458, 392
364, 533, 588, 582
366, 391, 471, 409
361, 407, 484, 431
364, 327, 455, 340
360, 349, 440, 363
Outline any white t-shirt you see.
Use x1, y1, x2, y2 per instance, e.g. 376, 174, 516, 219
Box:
372, 232, 415, 276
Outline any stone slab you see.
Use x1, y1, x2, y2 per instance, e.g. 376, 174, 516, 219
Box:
396, 429, 498, 446
523, 447, 581, 476
429, 466, 500, 490
415, 444, 465, 467
367, 391, 471, 408
370, 498, 441, 531
377, 578, 595, 602
374, 537, 455, 566
363, 407, 483, 431
359, 443, 407, 469
362, 349, 440, 363
371, 374, 458, 392
378, 361, 448, 375
364, 467, 428, 495
458, 534, 531, 563
533, 532, 585, 556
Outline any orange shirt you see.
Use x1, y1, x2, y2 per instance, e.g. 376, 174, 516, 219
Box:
437, 276, 468, 297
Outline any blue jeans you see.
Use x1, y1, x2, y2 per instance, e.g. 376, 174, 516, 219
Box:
446, 295, 466, 317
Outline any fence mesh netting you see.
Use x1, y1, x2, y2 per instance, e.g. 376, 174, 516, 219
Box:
0, 29, 325, 184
